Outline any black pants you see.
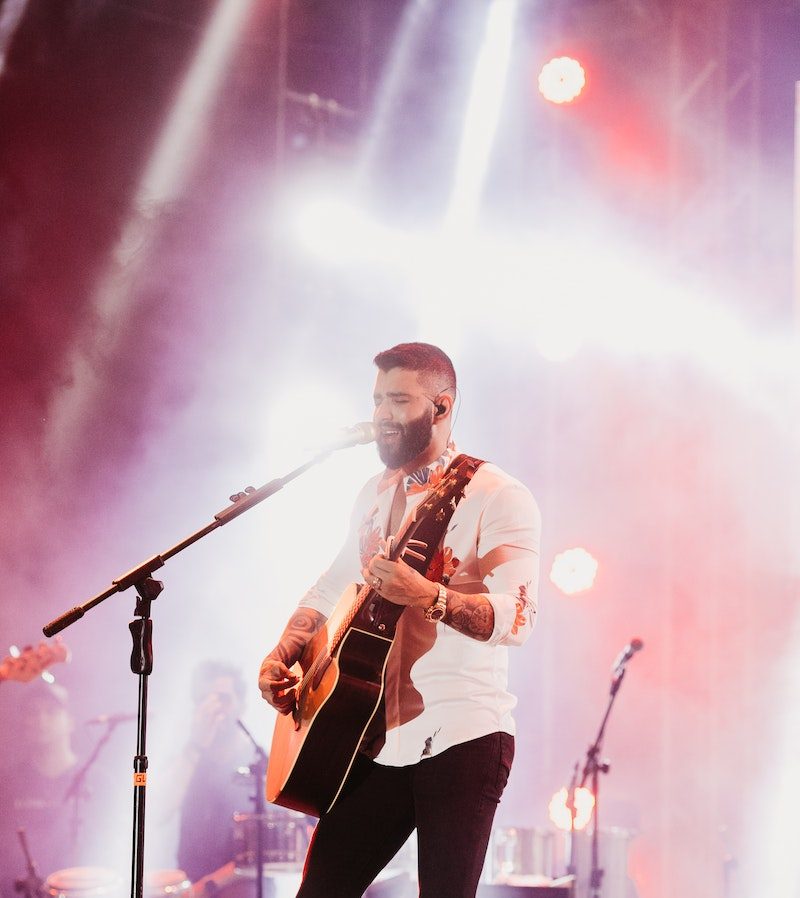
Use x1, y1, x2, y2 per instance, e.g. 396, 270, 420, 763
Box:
296, 731, 514, 898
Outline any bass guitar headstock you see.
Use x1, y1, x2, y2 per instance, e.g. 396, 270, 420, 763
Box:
0, 639, 70, 684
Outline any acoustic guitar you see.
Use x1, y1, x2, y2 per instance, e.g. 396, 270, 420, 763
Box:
266, 455, 481, 817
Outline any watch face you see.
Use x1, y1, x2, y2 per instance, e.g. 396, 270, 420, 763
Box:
426, 585, 447, 622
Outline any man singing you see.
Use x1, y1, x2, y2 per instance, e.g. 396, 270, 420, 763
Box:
258, 342, 541, 898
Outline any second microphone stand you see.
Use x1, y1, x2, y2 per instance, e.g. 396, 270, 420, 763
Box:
567, 662, 632, 898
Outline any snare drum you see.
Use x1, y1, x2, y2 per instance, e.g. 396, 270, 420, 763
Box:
45, 867, 123, 898
233, 809, 311, 868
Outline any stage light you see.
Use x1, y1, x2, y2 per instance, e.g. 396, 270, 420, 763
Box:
446, 0, 518, 228
550, 547, 598, 595
548, 786, 595, 831
538, 56, 586, 105
45, 0, 255, 465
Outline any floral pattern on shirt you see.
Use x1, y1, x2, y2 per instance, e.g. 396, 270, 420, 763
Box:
403, 442, 457, 495
405, 463, 446, 496
425, 545, 459, 586
511, 582, 533, 636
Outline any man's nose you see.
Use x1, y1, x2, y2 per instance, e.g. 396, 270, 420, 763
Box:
373, 399, 392, 421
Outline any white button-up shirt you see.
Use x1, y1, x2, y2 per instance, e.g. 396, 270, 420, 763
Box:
297, 446, 541, 766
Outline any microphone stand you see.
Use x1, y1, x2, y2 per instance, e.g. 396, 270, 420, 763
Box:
41, 449, 339, 898
570, 661, 633, 898
13, 829, 47, 898
237, 719, 269, 898
63, 717, 123, 852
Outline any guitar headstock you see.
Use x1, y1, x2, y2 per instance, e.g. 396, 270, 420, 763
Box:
0, 639, 70, 684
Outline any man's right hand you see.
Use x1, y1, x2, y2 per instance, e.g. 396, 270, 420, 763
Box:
258, 657, 300, 714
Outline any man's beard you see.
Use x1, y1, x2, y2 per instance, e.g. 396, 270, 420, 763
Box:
377, 409, 435, 469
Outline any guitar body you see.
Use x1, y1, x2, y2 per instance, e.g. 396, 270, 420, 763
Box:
266, 584, 399, 817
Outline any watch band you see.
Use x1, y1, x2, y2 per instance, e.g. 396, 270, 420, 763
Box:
424, 584, 448, 623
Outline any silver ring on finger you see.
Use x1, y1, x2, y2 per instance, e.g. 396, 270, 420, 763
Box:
373, 576, 383, 591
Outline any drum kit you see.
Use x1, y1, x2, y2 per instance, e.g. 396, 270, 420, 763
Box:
12, 757, 632, 898
37, 820, 631, 898
29, 806, 631, 898
33, 807, 312, 898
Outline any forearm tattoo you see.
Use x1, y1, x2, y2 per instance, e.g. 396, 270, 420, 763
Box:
270, 608, 326, 666
445, 592, 494, 642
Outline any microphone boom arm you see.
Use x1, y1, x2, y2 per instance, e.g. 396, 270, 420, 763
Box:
40, 437, 364, 898
43, 448, 336, 637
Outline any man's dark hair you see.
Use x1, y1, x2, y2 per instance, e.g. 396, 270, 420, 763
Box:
373, 342, 457, 395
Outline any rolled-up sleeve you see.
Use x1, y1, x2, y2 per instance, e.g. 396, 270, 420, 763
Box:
477, 479, 541, 647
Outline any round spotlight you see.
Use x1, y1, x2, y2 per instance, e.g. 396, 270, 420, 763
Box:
538, 56, 586, 104
550, 547, 598, 595
548, 786, 595, 831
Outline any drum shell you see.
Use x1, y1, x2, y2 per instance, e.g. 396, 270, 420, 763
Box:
233, 809, 311, 868
488, 827, 557, 881
44, 867, 191, 898
44, 867, 124, 898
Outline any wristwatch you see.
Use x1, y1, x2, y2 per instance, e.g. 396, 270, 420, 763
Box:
424, 584, 448, 623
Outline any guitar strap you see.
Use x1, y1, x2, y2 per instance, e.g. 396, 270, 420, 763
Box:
357, 453, 486, 758
395, 453, 485, 580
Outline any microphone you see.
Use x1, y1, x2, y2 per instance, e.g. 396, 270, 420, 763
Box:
322, 421, 377, 452
85, 712, 137, 726
611, 638, 644, 674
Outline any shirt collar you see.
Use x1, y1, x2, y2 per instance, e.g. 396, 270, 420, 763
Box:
377, 442, 458, 496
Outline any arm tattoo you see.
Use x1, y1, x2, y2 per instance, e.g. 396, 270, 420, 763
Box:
445, 592, 494, 642
269, 608, 326, 666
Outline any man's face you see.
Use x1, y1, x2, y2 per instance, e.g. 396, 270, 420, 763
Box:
205, 676, 244, 723
373, 367, 435, 470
